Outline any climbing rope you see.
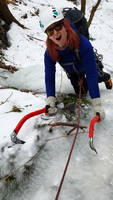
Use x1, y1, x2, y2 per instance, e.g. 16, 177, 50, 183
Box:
55, 79, 83, 200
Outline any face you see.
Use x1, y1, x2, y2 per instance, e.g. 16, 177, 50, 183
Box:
46, 21, 68, 48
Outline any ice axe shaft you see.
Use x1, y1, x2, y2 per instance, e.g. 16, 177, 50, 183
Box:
14, 107, 46, 133
11, 107, 46, 144
89, 115, 100, 138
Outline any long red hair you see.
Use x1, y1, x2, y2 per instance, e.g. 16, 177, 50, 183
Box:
46, 18, 80, 62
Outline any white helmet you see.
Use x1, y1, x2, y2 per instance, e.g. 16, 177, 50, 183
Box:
39, 7, 64, 32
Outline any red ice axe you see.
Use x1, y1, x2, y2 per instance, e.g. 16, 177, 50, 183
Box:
11, 107, 47, 144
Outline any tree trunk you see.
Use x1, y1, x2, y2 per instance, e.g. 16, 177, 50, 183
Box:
81, 0, 86, 14
0, 0, 26, 29
87, 0, 102, 27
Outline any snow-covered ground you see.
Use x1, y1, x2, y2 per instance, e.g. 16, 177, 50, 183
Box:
0, 0, 113, 200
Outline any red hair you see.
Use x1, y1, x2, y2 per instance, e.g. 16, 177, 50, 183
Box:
46, 18, 80, 62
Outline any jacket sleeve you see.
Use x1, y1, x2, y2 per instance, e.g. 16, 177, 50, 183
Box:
44, 50, 56, 97
79, 35, 100, 99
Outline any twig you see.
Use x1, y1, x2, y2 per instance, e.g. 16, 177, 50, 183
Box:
27, 34, 45, 42
67, 127, 76, 135
0, 92, 13, 105
48, 122, 87, 129
6, 0, 18, 5
46, 130, 87, 142
49, 122, 86, 136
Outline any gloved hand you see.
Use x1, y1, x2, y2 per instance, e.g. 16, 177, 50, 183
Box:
46, 96, 57, 115
91, 98, 105, 120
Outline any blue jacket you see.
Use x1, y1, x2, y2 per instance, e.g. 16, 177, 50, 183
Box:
44, 24, 100, 99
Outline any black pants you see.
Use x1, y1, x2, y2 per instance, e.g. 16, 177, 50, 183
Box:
69, 70, 111, 96
69, 74, 88, 96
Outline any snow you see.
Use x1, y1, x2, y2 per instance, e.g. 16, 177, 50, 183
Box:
0, 0, 113, 199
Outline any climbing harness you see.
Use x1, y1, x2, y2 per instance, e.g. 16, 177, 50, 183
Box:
94, 48, 112, 89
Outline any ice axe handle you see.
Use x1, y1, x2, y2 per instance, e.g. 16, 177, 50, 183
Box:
10, 107, 47, 144
14, 107, 46, 134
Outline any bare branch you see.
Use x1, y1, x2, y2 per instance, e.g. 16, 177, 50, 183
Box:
27, 35, 45, 42
0, 0, 28, 29
5, 0, 18, 6
0, 92, 13, 105
46, 130, 86, 142
87, 0, 102, 27
49, 122, 87, 129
